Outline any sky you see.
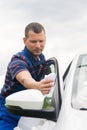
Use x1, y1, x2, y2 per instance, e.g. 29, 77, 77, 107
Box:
0, 0, 87, 76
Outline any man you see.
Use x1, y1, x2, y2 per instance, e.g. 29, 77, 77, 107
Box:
0, 22, 53, 130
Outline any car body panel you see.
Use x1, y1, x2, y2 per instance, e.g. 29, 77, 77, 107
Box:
54, 53, 87, 130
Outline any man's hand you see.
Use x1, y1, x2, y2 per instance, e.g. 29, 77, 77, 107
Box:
37, 79, 54, 94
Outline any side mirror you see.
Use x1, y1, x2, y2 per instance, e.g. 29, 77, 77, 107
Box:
6, 89, 44, 110
6, 57, 62, 121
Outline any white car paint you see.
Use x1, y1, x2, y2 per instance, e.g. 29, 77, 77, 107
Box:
54, 53, 87, 130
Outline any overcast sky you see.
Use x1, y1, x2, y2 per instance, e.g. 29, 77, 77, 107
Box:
0, 0, 87, 75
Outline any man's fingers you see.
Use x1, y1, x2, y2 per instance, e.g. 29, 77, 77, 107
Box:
42, 79, 54, 84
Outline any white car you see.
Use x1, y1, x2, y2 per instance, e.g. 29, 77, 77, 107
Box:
6, 53, 87, 130
54, 53, 87, 130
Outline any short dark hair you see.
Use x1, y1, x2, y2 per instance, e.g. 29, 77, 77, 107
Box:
25, 22, 45, 38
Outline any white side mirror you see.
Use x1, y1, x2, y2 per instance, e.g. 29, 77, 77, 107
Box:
6, 89, 44, 110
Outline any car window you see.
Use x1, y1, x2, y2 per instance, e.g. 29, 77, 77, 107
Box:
71, 54, 87, 109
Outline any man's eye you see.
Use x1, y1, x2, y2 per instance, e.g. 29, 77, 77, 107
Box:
39, 40, 43, 43
29, 40, 43, 43
30, 40, 37, 43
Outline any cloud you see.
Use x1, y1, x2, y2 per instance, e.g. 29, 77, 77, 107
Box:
0, 0, 87, 75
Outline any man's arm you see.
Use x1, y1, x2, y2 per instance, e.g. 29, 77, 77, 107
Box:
16, 70, 53, 94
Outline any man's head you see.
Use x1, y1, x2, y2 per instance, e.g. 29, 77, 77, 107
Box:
23, 22, 46, 58
25, 22, 45, 38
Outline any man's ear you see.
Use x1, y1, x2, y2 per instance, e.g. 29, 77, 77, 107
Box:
23, 37, 27, 45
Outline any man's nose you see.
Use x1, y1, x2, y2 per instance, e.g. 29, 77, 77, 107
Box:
36, 41, 41, 47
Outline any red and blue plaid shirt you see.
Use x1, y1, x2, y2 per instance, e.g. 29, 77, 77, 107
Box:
1, 47, 48, 97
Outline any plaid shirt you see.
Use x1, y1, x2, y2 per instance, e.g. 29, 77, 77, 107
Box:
1, 47, 47, 97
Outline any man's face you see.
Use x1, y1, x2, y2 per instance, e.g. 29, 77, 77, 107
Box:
23, 30, 46, 58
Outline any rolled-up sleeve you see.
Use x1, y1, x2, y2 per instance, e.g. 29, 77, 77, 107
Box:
8, 57, 29, 80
